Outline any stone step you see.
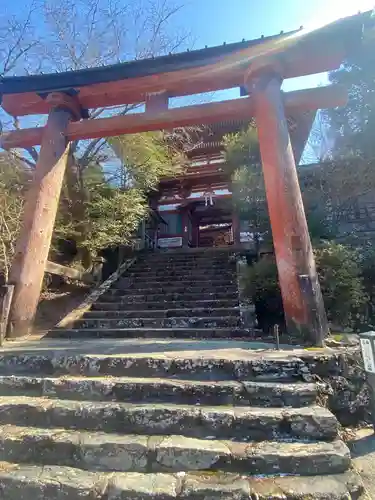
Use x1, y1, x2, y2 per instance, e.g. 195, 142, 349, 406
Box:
73, 317, 242, 329
0, 464, 362, 499
108, 284, 239, 295
125, 270, 236, 279
114, 279, 236, 290
92, 299, 240, 310
0, 425, 350, 475
0, 375, 317, 407
85, 307, 241, 318
142, 254, 233, 263
47, 327, 247, 340
132, 262, 234, 271
101, 291, 239, 302
0, 350, 306, 379
0, 397, 338, 440
145, 252, 232, 258
145, 254, 233, 261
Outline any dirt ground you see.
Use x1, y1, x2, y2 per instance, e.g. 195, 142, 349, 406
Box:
349, 427, 375, 499
33, 282, 90, 335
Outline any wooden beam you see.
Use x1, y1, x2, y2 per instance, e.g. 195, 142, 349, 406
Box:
253, 74, 328, 345
0, 85, 347, 150
45, 261, 93, 283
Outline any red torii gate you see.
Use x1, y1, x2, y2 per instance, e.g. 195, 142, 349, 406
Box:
0, 11, 371, 343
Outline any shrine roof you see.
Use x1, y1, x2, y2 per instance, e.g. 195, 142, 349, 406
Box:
0, 10, 371, 97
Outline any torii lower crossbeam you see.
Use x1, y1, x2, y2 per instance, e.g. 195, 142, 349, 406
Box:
1, 85, 346, 150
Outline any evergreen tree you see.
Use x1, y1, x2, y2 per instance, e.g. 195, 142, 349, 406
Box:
326, 37, 375, 160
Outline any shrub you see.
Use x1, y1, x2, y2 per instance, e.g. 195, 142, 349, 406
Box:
242, 256, 279, 303
315, 242, 366, 327
242, 242, 366, 330
357, 244, 375, 327
241, 256, 284, 332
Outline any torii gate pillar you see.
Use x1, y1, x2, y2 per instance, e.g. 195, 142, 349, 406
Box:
7, 93, 81, 338
249, 73, 328, 345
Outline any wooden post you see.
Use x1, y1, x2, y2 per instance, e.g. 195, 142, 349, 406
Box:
0, 285, 14, 346
232, 212, 240, 246
145, 92, 169, 113
7, 92, 81, 338
182, 209, 190, 248
191, 216, 199, 248
250, 74, 328, 345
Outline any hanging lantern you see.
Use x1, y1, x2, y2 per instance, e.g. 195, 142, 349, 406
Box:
204, 187, 214, 207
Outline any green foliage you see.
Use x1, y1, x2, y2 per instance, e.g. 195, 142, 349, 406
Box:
355, 244, 375, 327
54, 132, 184, 268
241, 257, 280, 304
0, 153, 29, 280
306, 210, 336, 241
109, 132, 184, 190
55, 166, 148, 258
241, 256, 284, 331
314, 242, 366, 327
324, 42, 375, 237
224, 126, 270, 235
224, 126, 261, 174
326, 41, 375, 160
223, 126, 375, 243
242, 242, 367, 329
224, 126, 336, 241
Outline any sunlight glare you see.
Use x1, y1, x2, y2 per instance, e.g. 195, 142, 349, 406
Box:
303, 1, 374, 35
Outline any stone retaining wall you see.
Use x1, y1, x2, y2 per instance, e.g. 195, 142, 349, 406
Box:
298, 348, 370, 427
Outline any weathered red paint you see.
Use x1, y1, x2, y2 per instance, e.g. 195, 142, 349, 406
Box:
7, 94, 78, 338
252, 74, 328, 343
0, 85, 347, 150
0, 46, 344, 117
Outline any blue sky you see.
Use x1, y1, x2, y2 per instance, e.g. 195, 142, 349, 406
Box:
174, 0, 375, 91
2, 0, 375, 162
179, 0, 374, 47
4, 0, 375, 94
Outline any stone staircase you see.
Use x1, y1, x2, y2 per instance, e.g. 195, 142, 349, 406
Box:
50, 249, 243, 340
0, 249, 364, 498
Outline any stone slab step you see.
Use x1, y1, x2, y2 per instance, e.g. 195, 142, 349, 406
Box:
144, 255, 233, 261
101, 291, 239, 302
73, 317, 241, 329
47, 327, 248, 340
0, 350, 306, 379
85, 308, 241, 319
92, 299, 240, 310
0, 397, 338, 440
145, 252, 232, 258
0, 425, 350, 475
0, 375, 317, 407
131, 263, 234, 272
0, 463, 363, 499
134, 253, 233, 260
137, 254, 232, 261
114, 279, 236, 290
108, 285, 239, 295
125, 273, 235, 281
125, 271, 236, 279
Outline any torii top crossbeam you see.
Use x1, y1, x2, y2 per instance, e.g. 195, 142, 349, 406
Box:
1, 10, 373, 343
